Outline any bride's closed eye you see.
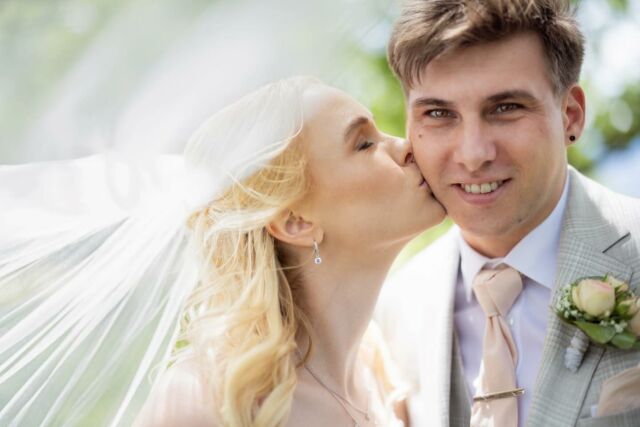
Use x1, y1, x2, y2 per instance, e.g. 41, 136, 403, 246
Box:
357, 140, 375, 151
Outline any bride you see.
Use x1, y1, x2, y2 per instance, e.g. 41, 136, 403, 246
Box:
0, 76, 444, 426
135, 77, 445, 427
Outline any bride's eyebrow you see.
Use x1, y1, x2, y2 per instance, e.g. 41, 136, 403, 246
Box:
343, 116, 371, 143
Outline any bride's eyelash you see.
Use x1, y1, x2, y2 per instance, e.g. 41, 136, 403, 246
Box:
357, 141, 374, 151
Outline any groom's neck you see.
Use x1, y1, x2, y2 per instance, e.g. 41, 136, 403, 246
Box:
461, 230, 527, 259
461, 202, 559, 259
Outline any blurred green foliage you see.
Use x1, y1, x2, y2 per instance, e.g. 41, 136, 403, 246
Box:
606, 0, 629, 12
594, 83, 640, 151
0, 0, 126, 143
0, 0, 212, 159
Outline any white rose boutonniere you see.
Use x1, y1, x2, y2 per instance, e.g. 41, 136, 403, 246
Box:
555, 274, 640, 371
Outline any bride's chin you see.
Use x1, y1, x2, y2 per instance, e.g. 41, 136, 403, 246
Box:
387, 228, 426, 249
412, 208, 447, 232
426, 200, 447, 223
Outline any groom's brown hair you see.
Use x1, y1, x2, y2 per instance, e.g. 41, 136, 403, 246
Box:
388, 0, 584, 94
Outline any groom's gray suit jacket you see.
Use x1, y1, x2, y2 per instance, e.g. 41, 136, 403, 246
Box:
376, 168, 640, 426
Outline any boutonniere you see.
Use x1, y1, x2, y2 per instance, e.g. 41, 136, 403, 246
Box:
555, 274, 640, 372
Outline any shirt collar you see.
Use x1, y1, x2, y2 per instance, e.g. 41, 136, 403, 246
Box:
458, 173, 570, 302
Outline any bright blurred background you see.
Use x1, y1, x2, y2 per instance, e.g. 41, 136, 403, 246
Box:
1, 0, 639, 263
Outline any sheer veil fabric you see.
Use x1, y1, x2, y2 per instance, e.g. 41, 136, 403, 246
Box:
0, 77, 312, 426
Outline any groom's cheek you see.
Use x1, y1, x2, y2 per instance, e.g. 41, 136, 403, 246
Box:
407, 121, 427, 164
409, 125, 440, 183
410, 129, 456, 214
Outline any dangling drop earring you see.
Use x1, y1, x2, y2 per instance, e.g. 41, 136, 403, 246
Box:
313, 240, 322, 265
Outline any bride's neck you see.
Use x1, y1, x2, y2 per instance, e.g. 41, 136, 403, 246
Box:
295, 243, 399, 398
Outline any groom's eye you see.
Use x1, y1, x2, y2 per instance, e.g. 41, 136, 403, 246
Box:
494, 103, 522, 114
426, 109, 454, 119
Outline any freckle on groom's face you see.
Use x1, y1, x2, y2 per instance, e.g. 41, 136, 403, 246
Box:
407, 32, 573, 253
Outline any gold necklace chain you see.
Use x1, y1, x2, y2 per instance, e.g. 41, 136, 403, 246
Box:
302, 363, 372, 425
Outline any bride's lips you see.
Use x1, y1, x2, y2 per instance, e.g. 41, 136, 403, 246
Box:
419, 177, 433, 192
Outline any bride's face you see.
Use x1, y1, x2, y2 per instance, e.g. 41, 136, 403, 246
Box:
299, 85, 445, 251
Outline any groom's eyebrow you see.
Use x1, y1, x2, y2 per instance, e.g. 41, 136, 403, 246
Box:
411, 97, 454, 109
486, 90, 538, 104
411, 90, 539, 109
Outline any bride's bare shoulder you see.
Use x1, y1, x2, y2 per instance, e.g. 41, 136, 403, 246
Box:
134, 356, 219, 427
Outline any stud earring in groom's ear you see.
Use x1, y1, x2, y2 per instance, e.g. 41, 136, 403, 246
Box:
313, 240, 322, 265
569, 135, 576, 141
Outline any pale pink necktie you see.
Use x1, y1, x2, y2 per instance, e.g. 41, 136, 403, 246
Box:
470, 266, 523, 427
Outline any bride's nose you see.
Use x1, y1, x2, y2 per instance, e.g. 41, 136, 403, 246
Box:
388, 137, 414, 166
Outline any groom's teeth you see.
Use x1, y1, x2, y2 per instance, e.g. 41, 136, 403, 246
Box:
461, 180, 503, 194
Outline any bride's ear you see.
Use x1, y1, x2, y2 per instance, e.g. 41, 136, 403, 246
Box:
266, 210, 322, 247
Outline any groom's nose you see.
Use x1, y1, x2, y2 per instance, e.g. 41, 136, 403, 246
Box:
452, 117, 497, 172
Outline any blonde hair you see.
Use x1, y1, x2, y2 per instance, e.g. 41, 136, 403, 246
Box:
388, 0, 585, 93
172, 77, 404, 427
180, 132, 311, 427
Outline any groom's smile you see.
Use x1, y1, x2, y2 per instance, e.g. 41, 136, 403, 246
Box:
454, 178, 512, 206
406, 31, 580, 257
459, 180, 504, 195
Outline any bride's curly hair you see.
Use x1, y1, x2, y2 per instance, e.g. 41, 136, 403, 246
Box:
176, 77, 313, 427
175, 77, 404, 427
185, 141, 309, 427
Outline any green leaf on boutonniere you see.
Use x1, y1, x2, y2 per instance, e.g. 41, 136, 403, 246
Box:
575, 321, 616, 344
610, 330, 638, 350
633, 341, 640, 350
614, 303, 630, 317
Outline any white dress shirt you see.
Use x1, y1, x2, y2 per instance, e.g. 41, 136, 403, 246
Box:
454, 175, 570, 426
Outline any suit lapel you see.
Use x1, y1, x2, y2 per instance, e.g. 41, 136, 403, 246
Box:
449, 330, 472, 426
527, 169, 633, 427
415, 229, 461, 427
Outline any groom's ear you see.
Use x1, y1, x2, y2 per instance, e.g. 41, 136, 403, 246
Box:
562, 84, 586, 146
266, 209, 322, 247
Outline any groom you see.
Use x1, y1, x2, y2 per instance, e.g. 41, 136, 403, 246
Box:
376, 0, 640, 426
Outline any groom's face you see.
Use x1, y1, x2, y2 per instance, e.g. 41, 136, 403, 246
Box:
407, 31, 579, 257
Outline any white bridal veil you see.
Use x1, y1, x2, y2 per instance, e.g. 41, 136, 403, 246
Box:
0, 0, 393, 423
0, 77, 310, 427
